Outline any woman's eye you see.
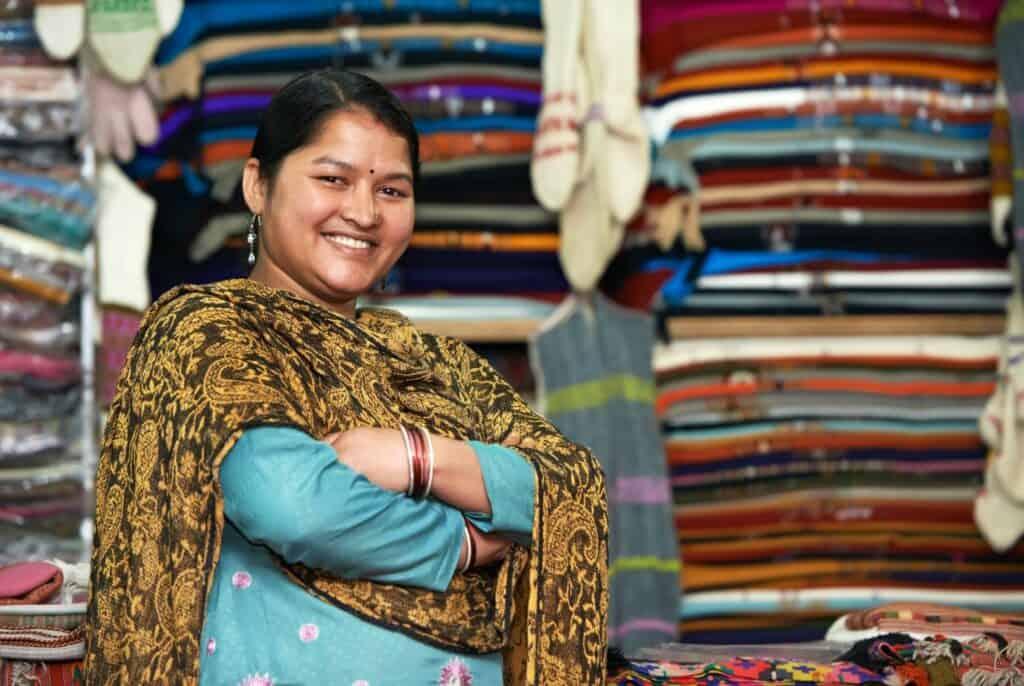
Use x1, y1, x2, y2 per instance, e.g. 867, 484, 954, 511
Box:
379, 186, 408, 198
320, 176, 347, 185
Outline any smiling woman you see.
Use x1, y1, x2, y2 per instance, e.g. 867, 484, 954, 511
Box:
84, 69, 609, 686
242, 72, 419, 316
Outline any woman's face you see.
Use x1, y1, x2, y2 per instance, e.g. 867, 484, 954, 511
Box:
243, 107, 415, 316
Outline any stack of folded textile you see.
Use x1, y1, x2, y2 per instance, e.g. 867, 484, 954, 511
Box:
0, 2, 91, 564
608, 641, 880, 686
654, 335, 1024, 643
608, 625, 1024, 686
133, 0, 566, 315
826, 603, 1024, 643
611, 654, 882, 686
0, 561, 86, 685
605, 0, 1010, 316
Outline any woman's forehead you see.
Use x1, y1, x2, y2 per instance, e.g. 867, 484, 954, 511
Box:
302, 109, 411, 167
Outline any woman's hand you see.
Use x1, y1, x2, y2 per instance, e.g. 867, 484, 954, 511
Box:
325, 427, 409, 493
462, 523, 514, 570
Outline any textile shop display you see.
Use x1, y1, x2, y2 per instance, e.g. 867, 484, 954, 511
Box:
655, 335, 1024, 643
127, 0, 566, 325
0, 6, 93, 566
530, 293, 678, 654
604, 0, 1011, 315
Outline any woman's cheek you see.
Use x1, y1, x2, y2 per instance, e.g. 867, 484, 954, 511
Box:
301, 190, 336, 223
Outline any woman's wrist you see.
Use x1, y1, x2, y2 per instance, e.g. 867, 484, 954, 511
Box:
429, 434, 492, 515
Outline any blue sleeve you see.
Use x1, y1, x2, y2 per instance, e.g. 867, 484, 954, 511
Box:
219, 426, 464, 592
464, 441, 535, 546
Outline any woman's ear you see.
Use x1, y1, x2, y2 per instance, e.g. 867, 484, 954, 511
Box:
241, 158, 266, 215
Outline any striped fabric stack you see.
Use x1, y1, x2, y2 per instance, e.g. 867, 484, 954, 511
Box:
0, 9, 92, 565
654, 334, 1024, 643
605, 0, 1011, 316
590, 0, 1024, 646
131, 0, 566, 313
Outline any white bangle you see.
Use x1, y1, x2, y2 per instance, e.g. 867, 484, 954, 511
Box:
460, 523, 473, 574
417, 427, 435, 499
398, 425, 414, 496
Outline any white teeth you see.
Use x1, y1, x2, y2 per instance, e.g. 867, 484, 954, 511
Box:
324, 234, 372, 249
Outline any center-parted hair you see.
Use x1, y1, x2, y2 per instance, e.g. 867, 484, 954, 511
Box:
250, 69, 420, 188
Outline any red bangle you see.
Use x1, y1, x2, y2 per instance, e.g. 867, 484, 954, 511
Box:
407, 426, 427, 498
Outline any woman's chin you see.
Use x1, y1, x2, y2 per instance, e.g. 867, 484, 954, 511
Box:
318, 276, 375, 301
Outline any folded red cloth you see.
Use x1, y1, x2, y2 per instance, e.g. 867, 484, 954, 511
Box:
0, 561, 63, 605
0, 658, 83, 686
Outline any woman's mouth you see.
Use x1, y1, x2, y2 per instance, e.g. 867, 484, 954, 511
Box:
323, 234, 374, 250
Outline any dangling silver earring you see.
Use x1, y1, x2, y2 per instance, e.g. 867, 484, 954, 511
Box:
247, 214, 261, 266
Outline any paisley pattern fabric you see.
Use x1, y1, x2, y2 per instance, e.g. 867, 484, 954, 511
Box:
84, 279, 608, 685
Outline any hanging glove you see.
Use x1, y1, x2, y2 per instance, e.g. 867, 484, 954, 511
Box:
83, 47, 161, 162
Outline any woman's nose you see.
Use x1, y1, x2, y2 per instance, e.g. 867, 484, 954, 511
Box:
341, 183, 379, 229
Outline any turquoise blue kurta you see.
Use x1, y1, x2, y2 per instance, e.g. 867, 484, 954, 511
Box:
198, 426, 535, 686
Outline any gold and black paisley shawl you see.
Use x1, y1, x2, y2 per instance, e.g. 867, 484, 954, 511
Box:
84, 278, 608, 685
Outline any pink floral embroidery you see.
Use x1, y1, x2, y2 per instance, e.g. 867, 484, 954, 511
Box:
298, 623, 319, 643
352, 682, 370, 686
231, 571, 252, 589
237, 674, 273, 686
438, 657, 472, 686
206, 637, 216, 655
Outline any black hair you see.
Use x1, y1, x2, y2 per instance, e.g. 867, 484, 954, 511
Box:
250, 69, 420, 188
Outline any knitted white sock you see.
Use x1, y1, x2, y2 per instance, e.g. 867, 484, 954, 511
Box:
586, 0, 649, 223
96, 161, 155, 312
155, 0, 183, 36
34, 0, 85, 60
87, 0, 162, 84
975, 267, 1024, 553
531, 0, 585, 212
559, 120, 624, 292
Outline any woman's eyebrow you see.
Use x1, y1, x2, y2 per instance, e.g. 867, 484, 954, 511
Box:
311, 155, 412, 184
311, 155, 355, 171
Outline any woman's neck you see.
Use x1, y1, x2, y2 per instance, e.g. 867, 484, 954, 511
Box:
248, 262, 358, 319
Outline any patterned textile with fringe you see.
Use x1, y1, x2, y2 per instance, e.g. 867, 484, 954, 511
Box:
841, 632, 1024, 686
